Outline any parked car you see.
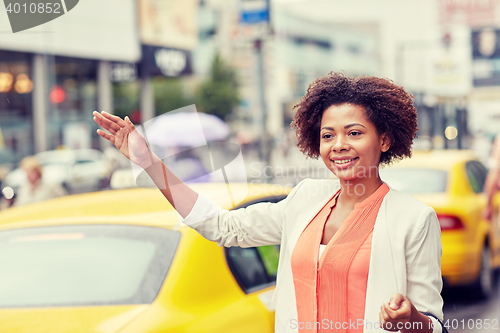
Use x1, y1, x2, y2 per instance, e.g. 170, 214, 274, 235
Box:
2, 149, 112, 200
0, 182, 291, 332
380, 150, 500, 297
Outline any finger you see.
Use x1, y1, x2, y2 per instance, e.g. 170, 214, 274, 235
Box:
124, 116, 138, 132
380, 309, 396, 332
380, 304, 398, 330
383, 301, 400, 320
389, 293, 405, 310
101, 111, 128, 127
93, 111, 114, 124
93, 112, 106, 126
380, 304, 391, 322
97, 129, 115, 144
93, 114, 120, 134
93, 113, 116, 133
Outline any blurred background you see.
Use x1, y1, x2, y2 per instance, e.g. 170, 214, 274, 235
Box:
1, 0, 499, 184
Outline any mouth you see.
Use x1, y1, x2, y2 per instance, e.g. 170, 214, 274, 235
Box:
330, 157, 359, 169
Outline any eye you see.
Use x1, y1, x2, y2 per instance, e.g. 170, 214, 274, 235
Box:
322, 133, 333, 139
349, 131, 361, 136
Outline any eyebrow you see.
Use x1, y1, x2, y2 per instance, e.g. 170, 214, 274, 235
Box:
321, 123, 366, 131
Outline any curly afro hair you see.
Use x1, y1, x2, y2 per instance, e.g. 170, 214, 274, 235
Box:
291, 72, 418, 166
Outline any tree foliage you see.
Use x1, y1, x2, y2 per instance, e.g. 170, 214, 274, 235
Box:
195, 53, 240, 120
153, 77, 193, 116
113, 82, 139, 119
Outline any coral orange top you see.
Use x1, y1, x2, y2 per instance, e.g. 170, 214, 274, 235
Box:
291, 183, 389, 333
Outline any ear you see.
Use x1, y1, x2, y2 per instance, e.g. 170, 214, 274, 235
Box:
380, 133, 391, 153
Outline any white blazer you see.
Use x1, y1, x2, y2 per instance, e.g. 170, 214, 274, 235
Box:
183, 179, 444, 333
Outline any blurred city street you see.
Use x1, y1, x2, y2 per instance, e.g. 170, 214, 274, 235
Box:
1, 0, 500, 332
443, 283, 500, 333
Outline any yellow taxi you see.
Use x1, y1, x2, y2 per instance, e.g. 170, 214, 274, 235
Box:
380, 150, 500, 297
0, 183, 291, 333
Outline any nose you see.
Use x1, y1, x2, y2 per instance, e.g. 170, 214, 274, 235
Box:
331, 135, 349, 152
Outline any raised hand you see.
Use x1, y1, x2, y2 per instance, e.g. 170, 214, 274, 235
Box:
93, 111, 159, 169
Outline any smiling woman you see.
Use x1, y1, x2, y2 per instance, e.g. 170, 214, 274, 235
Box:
93, 72, 445, 333
275, 73, 444, 333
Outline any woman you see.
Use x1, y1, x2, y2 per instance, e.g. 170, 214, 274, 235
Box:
93, 73, 444, 333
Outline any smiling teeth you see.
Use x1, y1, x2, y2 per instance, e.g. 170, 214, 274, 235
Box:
334, 158, 355, 164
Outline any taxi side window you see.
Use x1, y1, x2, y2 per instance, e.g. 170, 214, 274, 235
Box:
226, 247, 274, 293
465, 161, 488, 193
225, 195, 285, 293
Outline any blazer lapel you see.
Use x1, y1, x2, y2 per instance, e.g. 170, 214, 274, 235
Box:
364, 188, 404, 333
286, 181, 340, 253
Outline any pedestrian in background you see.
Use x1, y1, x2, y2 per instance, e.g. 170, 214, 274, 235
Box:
93, 72, 445, 333
13, 156, 67, 207
483, 133, 500, 221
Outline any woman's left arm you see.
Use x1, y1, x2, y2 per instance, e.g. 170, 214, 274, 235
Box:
379, 206, 444, 333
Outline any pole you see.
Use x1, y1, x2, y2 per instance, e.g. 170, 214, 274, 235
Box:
32, 54, 48, 153
140, 71, 155, 123
97, 61, 113, 150
255, 39, 271, 177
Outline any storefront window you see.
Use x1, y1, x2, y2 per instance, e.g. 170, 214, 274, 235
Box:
0, 51, 33, 160
47, 56, 98, 150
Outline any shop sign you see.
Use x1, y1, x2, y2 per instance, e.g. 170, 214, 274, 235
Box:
472, 27, 500, 86
138, 0, 198, 50
140, 45, 192, 77
438, 0, 500, 26
110, 63, 137, 82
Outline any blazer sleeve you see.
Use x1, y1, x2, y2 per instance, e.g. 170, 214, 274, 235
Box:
405, 206, 444, 325
181, 179, 308, 248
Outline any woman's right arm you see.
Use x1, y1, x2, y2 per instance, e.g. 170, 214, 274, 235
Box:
183, 178, 307, 247
93, 111, 305, 247
93, 111, 198, 218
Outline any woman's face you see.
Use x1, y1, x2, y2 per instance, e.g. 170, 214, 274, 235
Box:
319, 103, 390, 182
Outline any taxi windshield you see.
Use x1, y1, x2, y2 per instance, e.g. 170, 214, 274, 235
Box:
380, 168, 448, 194
0, 225, 180, 308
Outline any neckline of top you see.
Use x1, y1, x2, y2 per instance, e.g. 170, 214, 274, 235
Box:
328, 182, 389, 210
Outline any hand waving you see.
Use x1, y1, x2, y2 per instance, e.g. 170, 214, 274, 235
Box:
93, 111, 158, 169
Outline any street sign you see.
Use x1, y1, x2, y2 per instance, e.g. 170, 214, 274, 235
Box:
240, 0, 270, 24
